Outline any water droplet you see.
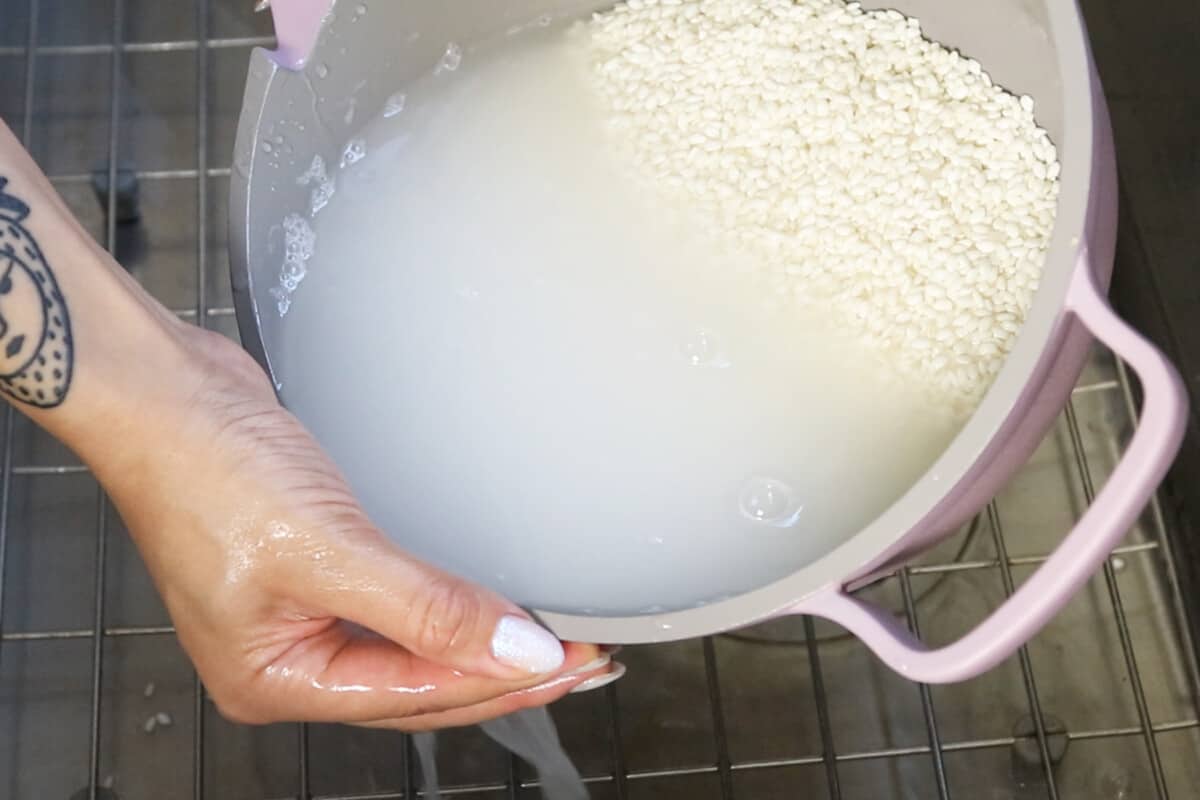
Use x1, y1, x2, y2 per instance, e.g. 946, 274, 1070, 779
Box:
315, 62, 330, 79
383, 92, 407, 118
272, 134, 284, 145
681, 329, 730, 368
538, 13, 553, 27
344, 97, 357, 126
354, 2, 367, 17
658, 622, 674, 631
739, 477, 804, 527
649, 536, 665, 546
438, 42, 463, 73
261, 141, 274, 154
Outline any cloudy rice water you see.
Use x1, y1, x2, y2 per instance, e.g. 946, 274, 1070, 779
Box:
276, 0, 1058, 624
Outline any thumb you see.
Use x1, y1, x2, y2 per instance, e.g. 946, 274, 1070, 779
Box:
303, 531, 568, 681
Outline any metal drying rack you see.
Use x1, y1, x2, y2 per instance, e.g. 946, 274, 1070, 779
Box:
1, 1, 1198, 799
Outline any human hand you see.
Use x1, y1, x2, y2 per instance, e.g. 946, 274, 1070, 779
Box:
106, 326, 616, 730
0, 121, 617, 731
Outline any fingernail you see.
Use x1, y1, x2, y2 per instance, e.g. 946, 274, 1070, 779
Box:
564, 653, 611, 678
569, 662, 627, 694
491, 615, 565, 674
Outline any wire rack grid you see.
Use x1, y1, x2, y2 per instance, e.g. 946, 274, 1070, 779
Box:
0, 1, 1199, 799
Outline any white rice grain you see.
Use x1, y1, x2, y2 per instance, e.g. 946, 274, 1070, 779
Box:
578, 0, 1060, 409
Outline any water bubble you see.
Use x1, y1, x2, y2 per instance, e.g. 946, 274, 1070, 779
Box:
739, 478, 804, 527
438, 42, 463, 73
315, 63, 330, 79
681, 329, 731, 368
383, 92, 407, 118
272, 213, 317, 316
340, 138, 367, 168
538, 14, 553, 27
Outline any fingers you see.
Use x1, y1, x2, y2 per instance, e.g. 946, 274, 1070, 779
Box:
225, 621, 604, 725
357, 663, 626, 732
297, 521, 575, 681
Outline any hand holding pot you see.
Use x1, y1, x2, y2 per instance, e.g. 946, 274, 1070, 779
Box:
0, 121, 613, 730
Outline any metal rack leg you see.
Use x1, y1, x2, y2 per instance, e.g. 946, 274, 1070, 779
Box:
0, 0, 37, 667
606, 683, 629, 800
803, 617, 843, 800
898, 570, 950, 799
702, 638, 735, 799
987, 503, 1061, 800
85, 3, 127, 797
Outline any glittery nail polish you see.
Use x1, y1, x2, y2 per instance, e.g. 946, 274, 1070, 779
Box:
491, 615, 565, 674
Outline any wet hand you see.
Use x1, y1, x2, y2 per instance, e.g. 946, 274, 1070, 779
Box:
103, 327, 612, 731
0, 126, 616, 731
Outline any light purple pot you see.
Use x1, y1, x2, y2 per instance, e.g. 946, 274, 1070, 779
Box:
230, 0, 1188, 683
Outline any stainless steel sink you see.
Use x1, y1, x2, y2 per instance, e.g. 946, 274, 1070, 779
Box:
1, 1, 1198, 798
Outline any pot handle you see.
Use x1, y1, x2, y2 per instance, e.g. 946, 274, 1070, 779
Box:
264, 0, 334, 70
789, 250, 1188, 684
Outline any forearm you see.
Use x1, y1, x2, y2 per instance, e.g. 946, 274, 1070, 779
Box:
0, 121, 202, 483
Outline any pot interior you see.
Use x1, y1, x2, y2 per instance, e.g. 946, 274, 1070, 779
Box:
232, 0, 1088, 634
